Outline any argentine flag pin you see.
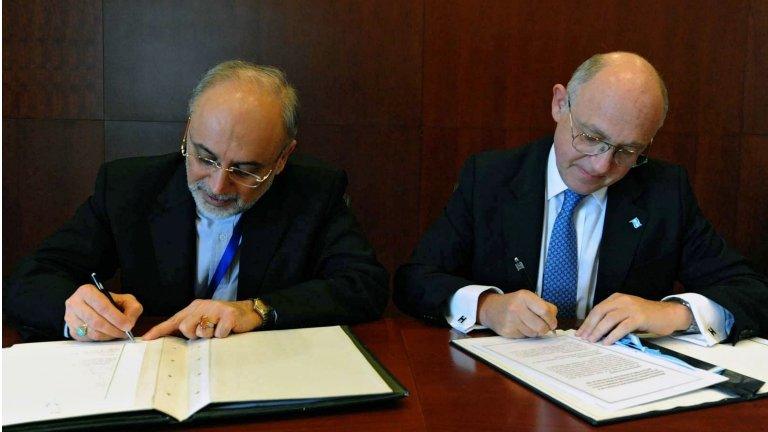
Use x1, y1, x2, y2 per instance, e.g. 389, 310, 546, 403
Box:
629, 217, 642, 229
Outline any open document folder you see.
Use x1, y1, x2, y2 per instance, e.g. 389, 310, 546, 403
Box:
3, 326, 407, 431
451, 330, 767, 425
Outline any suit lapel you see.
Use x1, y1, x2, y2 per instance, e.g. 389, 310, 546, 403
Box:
594, 173, 647, 304
148, 164, 196, 300
236, 175, 295, 300
501, 141, 550, 290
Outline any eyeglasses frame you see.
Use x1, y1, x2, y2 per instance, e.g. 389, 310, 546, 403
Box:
180, 118, 279, 188
567, 97, 650, 168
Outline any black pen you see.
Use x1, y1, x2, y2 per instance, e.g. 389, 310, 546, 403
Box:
91, 272, 135, 342
513, 257, 556, 336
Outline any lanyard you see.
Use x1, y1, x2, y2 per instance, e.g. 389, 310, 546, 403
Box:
203, 218, 244, 299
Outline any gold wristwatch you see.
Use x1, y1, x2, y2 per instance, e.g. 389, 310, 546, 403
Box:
251, 298, 274, 328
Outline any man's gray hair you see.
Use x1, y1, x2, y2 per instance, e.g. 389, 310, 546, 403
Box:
188, 60, 299, 141
566, 53, 669, 118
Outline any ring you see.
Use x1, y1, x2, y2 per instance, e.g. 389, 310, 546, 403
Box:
76, 323, 88, 337
198, 315, 215, 329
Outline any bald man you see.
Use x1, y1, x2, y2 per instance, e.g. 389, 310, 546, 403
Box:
5, 61, 388, 342
395, 52, 768, 345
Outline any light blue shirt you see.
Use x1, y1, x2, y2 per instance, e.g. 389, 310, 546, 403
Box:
193, 211, 242, 301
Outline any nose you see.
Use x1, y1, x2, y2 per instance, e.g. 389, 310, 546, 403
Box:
590, 150, 614, 174
209, 169, 232, 195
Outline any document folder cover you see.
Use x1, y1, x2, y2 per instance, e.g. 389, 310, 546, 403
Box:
3, 326, 408, 431
451, 331, 766, 425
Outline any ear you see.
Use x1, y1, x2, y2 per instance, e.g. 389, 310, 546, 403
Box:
551, 84, 568, 122
275, 140, 297, 175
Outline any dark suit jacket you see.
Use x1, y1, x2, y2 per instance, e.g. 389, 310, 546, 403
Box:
5, 153, 388, 340
394, 138, 768, 342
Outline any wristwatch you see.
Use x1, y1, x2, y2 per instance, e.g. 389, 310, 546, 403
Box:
251, 298, 275, 329
666, 298, 699, 334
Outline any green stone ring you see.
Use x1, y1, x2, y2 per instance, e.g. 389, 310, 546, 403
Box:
76, 323, 88, 337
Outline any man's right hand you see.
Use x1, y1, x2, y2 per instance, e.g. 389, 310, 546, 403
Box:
64, 284, 143, 341
477, 290, 558, 338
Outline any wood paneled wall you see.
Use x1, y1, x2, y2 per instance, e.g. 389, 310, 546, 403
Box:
4, 0, 767, 281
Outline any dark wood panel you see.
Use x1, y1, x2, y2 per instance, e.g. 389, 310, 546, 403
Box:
419, 127, 543, 233
297, 126, 420, 276
103, 0, 422, 126
105, 121, 185, 161
422, 0, 747, 136
692, 136, 741, 244
2, 120, 104, 276
736, 135, 768, 274
2, 120, 22, 277
644, 132, 698, 173
744, 0, 768, 134
2, 0, 103, 119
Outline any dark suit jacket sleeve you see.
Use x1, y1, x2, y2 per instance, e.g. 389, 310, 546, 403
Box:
4, 165, 120, 340
393, 155, 482, 324
260, 171, 389, 329
674, 168, 768, 341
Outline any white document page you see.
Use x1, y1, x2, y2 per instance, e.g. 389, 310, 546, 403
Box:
456, 331, 726, 412
3, 340, 147, 426
209, 326, 391, 404
650, 336, 768, 394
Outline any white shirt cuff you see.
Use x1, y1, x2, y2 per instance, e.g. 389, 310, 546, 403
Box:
663, 293, 735, 347
446, 285, 503, 333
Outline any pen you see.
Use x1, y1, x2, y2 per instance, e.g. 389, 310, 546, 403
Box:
513, 257, 556, 336
90, 272, 135, 342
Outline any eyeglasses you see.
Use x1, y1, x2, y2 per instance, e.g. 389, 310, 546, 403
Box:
567, 97, 650, 167
180, 119, 275, 188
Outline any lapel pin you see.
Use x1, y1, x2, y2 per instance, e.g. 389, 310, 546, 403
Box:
629, 217, 642, 229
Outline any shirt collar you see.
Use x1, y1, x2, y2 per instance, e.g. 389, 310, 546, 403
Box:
545, 144, 607, 209
196, 209, 242, 229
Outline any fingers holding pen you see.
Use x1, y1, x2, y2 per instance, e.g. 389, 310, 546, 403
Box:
478, 290, 558, 339
65, 285, 128, 340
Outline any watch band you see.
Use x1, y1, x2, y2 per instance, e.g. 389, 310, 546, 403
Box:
251, 298, 274, 329
667, 298, 699, 334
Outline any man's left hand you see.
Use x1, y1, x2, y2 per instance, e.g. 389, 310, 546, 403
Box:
143, 299, 262, 340
575, 293, 692, 345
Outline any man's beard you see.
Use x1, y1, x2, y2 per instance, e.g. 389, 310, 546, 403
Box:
185, 158, 274, 219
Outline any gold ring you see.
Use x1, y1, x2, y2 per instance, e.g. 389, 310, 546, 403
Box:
198, 315, 215, 329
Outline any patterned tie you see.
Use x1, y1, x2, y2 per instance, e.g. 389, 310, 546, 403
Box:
542, 189, 585, 318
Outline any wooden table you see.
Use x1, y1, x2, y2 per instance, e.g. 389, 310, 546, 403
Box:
3, 316, 766, 431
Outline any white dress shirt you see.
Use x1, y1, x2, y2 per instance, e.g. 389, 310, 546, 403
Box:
446, 144, 734, 346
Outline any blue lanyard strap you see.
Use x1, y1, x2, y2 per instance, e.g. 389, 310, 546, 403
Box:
204, 218, 244, 299
614, 333, 697, 370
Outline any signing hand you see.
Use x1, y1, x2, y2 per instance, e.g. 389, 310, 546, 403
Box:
64, 284, 143, 342
576, 293, 693, 345
477, 290, 558, 338
142, 299, 262, 340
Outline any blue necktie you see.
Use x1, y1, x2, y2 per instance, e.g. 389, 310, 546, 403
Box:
203, 218, 243, 299
542, 189, 585, 318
